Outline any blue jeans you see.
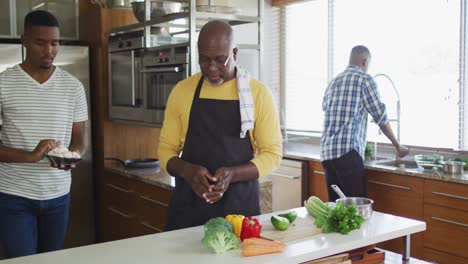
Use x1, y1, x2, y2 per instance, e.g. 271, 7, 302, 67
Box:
0, 192, 70, 259
321, 150, 367, 202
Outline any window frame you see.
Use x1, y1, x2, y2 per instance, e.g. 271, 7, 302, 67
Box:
281, 0, 468, 150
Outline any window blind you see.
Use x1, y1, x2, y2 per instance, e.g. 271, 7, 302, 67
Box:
281, 0, 464, 149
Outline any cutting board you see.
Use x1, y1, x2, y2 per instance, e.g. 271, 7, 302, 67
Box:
260, 210, 322, 243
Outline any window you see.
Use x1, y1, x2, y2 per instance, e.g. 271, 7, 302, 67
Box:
284, 0, 328, 132
284, 0, 463, 149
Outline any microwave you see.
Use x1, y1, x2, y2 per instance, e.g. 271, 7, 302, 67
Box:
108, 32, 188, 127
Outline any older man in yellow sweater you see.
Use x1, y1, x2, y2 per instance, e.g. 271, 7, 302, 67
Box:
158, 20, 282, 230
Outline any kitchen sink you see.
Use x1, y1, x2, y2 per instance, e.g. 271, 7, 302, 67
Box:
374, 159, 419, 169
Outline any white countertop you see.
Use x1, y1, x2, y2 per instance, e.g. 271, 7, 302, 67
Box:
0, 208, 426, 264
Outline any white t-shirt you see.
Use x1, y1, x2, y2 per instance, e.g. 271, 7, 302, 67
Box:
0, 65, 88, 200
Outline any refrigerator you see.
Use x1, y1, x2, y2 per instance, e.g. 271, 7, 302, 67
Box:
0, 43, 94, 258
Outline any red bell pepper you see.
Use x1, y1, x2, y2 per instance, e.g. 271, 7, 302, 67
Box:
240, 216, 262, 241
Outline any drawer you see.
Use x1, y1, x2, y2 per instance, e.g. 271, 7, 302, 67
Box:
274, 165, 303, 178
308, 172, 328, 202
103, 171, 132, 191
310, 161, 324, 173
367, 171, 423, 219
133, 221, 161, 237
424, 179, 468, 211
424, 204, 468, 259
367, 171, 424, 199
423, 247, 468, 264
102, 206, 138, 241
137, 194, 169, 232
133, 180, 172, 205
102, 181, 135, 214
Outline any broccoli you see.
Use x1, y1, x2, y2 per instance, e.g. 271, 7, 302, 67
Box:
202, 225, 240, 254
204, 217, 233, 234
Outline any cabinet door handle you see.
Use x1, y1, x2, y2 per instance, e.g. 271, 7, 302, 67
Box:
368, 180, 411, 191
271, 172, 300, 179
108, 207, 132, 219
106, 183, 132, 193
431, 217, 468, 228
140, 195, 168, 207
432, 191, 468, 201
141, 222, 162, 232
313, 170, 325, 175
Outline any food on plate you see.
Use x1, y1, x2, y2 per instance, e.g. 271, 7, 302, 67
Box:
270, 215, 290, 231
202, 217, 239, 254
278, 211, 297, 224
48, 145, 81, 159
225, 214, 244, 238
242, 237, 286, 257
240, 216, 262, 241
305, 196, 364, 235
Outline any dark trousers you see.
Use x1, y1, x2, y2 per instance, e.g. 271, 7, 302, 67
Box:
321, 150, 366, 202
0, 192, 70, 259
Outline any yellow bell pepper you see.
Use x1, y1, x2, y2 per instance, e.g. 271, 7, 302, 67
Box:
225, 214, 245, 238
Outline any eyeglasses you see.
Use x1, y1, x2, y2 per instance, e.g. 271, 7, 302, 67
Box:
199, 54, 231, 68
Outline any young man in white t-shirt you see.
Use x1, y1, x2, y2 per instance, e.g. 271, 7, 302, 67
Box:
0, 10, 88, 258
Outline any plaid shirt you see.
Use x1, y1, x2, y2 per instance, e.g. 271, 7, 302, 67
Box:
321, 65, 388, 161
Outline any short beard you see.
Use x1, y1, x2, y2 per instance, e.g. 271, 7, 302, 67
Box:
205, 78, 224, 86
40, 64, 53, 70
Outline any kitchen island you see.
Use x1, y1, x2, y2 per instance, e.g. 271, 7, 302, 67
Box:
1, 208, 425, 264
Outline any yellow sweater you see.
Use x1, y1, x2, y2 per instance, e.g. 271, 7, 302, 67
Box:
158, 72, 282, 177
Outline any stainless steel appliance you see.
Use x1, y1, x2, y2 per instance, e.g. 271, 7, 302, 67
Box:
109, 31, 188, 127
55, 45, 95, 249
0, 43, 94, 259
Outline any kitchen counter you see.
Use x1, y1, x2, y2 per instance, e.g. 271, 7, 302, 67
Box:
0, 208, 426, 264
104, 161, 273, 213
104, 161, 174, 191
283, 142, 468, 185
104, 162, 273, 190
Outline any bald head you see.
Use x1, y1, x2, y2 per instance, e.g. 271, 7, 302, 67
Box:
197, 20, 238, 85
198, 20, 235, 50
349, 45, 371, 72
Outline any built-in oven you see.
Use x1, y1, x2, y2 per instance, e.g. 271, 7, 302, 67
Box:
141, 44, 188, 125
108, 30, 188, 127
108, 31, 145, 123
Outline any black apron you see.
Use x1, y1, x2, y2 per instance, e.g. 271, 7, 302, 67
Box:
165, 76, 260, 231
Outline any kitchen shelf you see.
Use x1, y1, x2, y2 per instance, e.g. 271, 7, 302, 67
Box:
110, 12, 190, 34
110, 0, 263, 79
110, 12, 259, 34
195, 12, 259, 25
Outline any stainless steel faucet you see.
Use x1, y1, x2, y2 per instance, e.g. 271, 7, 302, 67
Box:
373, 73, 401, 160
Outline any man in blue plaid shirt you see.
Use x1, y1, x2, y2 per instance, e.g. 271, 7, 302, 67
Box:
321, 45, 409, 201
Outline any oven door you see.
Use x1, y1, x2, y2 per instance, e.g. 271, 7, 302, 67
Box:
109, 49, 148, 124
141, 65, 187, 125
110, 50, 141, 107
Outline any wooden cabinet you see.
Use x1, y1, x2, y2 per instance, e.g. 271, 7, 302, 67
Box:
366, 171, 468, 263
366, 170, 424, 258
423, 179, 468, 263
423, 248, 468, 264
134, 180, 172, 235
99, 170, 172, 242
308, 161, 328, 202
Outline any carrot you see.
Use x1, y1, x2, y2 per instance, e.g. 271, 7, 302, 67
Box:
242, 238, 286, 257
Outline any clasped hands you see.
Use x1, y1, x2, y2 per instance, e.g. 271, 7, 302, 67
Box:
184, 164, 234, 204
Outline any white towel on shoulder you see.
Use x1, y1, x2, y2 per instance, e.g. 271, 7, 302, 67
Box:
236, 67, 254, 138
